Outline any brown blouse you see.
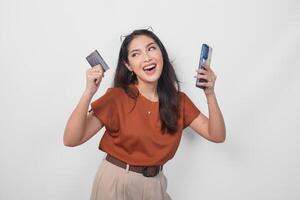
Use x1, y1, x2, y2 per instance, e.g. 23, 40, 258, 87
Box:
91, 84, 201, 166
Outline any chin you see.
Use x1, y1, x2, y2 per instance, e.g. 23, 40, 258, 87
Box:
145, 78, 160, 84
139, 75, 160, 84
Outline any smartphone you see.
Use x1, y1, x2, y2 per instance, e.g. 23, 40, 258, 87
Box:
196, 44, 212, 89
86, 49, 110, 71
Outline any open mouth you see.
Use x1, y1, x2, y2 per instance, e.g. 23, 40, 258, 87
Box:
143, 64, 156, 72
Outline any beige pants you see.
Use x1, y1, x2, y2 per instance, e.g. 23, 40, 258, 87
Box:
90, 157, 172, 200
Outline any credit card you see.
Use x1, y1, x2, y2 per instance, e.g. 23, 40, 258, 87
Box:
86, 50, 109, 71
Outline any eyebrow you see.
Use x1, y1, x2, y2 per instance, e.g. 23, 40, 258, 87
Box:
129, 42, 156, 54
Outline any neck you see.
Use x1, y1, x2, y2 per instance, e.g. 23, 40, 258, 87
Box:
135, 81, 158, 101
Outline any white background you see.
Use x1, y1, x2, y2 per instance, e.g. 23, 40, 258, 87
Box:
1, 0, 300, 199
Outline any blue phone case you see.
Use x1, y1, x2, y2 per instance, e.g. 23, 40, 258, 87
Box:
196, 44, 212, 89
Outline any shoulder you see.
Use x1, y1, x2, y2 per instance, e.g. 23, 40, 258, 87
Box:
91, 87, 125, 106
177, 91, 188, 103
101, 86, 130, 98
178, 90, 187, 97
177, 91, 198, 108
96, 86, 137, 104
104, 87, 124, 97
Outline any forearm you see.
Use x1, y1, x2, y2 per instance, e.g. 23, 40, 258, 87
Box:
63, 90, 93, 146
206, 92, 226, 142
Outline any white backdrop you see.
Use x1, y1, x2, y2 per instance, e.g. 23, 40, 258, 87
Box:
1, 0, 300, 199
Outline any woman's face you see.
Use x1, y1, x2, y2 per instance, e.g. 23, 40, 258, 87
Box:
125, 35, 163, 85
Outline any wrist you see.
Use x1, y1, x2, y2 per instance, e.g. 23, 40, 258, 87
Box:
83, 89, 94, 99
205, 91, 216, 98
206, 92, 217, 104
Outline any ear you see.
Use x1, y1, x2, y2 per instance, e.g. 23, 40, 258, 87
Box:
123, 61, 133, 72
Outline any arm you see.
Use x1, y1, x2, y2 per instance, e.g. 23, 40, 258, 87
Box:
63, 91, 103, 147
63, 65, 104, 147
191, 65, 226, 143
189, 93, 226, 143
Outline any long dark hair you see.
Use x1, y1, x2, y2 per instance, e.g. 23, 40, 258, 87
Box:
113, 29, 180, 134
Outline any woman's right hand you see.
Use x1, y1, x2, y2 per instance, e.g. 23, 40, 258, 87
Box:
85, 64, 104, 95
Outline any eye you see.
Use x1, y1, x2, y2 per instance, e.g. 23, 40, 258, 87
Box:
149, 46, 156, 51
132, 53, 138, 57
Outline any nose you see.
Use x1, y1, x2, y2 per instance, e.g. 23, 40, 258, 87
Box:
144, 52, 151, 62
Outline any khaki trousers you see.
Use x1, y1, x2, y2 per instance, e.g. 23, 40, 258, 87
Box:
90, 157, 172, 200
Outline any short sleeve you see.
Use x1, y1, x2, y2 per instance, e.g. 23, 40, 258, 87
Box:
182, 93, 201, 129
90, 88, 119, 132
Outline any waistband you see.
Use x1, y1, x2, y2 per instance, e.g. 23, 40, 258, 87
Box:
105, 154, 163, 177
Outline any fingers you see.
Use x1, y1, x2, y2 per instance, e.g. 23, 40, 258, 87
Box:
195, 65, 217, 93
195, 66, 217, 82
196, 68, 208, 75
95, 76, 101, 85
201, 64, 211, 71
87, 65, 104, 77
196, 81, 214, 88
88, 73, 102, 83
90, 65, 104, 77
89, 65, 103, 73
194, 74, 209, 80
196, 64, 213, 73
86, 64, 105, 89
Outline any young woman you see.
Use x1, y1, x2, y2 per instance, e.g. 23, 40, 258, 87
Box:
63, 29, 226, 200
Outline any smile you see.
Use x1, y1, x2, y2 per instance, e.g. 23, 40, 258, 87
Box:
143, 64, 156, 71
143, 64, 157, 75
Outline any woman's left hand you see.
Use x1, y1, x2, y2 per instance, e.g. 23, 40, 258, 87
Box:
194, 64, 217, 96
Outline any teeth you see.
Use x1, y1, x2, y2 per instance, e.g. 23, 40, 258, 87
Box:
144, 64, 156, 70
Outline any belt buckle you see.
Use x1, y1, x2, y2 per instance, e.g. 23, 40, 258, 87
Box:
142, 166, 159, 177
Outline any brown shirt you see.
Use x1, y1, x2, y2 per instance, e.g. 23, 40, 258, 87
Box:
91, 84, 201, 166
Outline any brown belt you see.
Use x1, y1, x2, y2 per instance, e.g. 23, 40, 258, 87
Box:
105, 154, 163, 177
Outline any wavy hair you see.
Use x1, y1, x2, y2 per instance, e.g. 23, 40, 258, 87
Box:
113, 29, 180, 134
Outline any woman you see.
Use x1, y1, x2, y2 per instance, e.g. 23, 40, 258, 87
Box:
63, 29, 226, 200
